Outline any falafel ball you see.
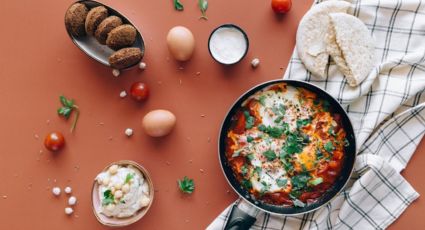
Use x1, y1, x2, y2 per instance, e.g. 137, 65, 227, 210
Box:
65, 3, 88, 37
106, 25, 137, 50
85, 6, 108, 35
109, 47, 143, 69
94, 16, 123, 44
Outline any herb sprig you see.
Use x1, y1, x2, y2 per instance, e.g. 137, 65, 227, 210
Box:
102, 189, 115, 206
57, 95, 80, 133
173, 0, 184, 11
178, 176, 195, 194
198, 0, 208, 20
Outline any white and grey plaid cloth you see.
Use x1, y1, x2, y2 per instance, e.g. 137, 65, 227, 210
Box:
208, 0, 425, 229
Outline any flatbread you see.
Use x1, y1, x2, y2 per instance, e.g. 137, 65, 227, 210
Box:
296, 1, 351, 78
328, 13, 375, 87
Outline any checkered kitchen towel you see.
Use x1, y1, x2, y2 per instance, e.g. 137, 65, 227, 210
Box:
208, 0, 425, 229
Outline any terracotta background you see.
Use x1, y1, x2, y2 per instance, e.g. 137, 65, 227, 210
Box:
0, 0, 424, 229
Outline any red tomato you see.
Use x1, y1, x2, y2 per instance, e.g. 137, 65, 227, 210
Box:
44, 132, 65, 152
271, 0, 292, 14
130, 82, 149, 101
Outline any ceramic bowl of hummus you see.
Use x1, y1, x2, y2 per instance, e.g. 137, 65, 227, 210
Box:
91, 160, 154, 227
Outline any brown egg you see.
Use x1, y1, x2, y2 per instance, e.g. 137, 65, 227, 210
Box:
166, 26, 195, 61
142, 110, 176, 137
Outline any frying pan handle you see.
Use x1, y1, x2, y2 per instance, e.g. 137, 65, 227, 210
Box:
224, 200, 258, 230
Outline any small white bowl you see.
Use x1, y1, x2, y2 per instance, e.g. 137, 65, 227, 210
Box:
91, 160, 154, 227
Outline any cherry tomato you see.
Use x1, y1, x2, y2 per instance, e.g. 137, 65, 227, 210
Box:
130, 82, 149, 102
271, 0, 292, 14
44, 132, 65, 152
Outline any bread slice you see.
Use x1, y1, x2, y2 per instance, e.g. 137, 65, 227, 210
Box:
328, 13, 375, 86
296, 1, 351, 78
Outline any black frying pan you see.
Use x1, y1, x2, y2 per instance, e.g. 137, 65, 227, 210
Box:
218, 80, 356, 230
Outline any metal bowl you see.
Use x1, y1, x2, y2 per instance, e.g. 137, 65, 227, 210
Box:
64, 0, 145, 69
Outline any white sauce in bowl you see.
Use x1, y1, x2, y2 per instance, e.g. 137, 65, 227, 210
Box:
209, 26, 248, 64
96, 165, 150, 218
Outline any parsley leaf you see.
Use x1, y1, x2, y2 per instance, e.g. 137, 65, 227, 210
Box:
324, 141, 335, 153
244, 111, 255, 129
296, 118, 311, 129
247, 136, 254, 142
241, 164, 248, 176
177, 176, 195, 194
102, 189, 115, 206
276, 178, 287, 187
263, 150, 277, 161
125, 173, 134, 184
241, 179, 252, 189
309, 177, 323, 186
246, 153, 254, 161
57, 95, 80, 133
173, 0, 184, 11
291, 173, 311, 191
259, 95, 266, 106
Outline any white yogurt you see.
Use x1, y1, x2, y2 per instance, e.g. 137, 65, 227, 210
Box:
209, 26, 248, 64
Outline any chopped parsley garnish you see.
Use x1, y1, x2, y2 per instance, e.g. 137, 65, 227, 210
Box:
344, 138, 350, 147
260, 181, 271, 195
324, 141, 335, 152
291, 173, 312, 191
276, 178, 288, 187
177, 176, 195, 194
241, 165, 248, 176
259, 125, 287, 138
241, 179, 252, 189
253, 166, 262, 175
296, 118, 311, 129
259, 95, 266, 106
247, 136, 254, 142
246, 153, 254, 161
328, 126, 336, 136
322, 100, 330, 112
102, 189, 115, 206
125, 173, 134, 184
309, 177, 323, 186
263, 150, 277, 161
244, 111, 255, 129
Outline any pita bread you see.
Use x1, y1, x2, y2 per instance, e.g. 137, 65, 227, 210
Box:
296, 1, 351, 78
328, 13, 375, 87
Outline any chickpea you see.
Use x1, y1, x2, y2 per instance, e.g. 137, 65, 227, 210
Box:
114, 183, 122, 190
115, 190, 123, 199
106, 203, 115, 211
122, 184, 130, 193
108, 165, 119, 175
102, 177, 110, 186
139, 196, 150, 207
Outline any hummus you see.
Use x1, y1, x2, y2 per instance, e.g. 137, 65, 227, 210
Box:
96, 165, 150, 218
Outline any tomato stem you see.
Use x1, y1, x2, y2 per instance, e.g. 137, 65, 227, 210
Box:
70, 105, 80, 133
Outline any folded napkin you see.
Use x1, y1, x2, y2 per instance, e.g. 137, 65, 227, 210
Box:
208, 0, 425, 229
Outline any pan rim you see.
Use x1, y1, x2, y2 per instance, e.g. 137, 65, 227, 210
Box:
217, 79, 357, 216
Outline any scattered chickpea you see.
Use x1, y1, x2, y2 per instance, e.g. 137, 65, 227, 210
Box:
65, 207, 73, 215
124, 128, 133, 137
139, 62, 147, 70
64, 186, 72, 194
251, 58, 260, 68
68, 196, 77, 206
52, 187, 61, 196
119, 90, 127, 98
112, 69, 120, 77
